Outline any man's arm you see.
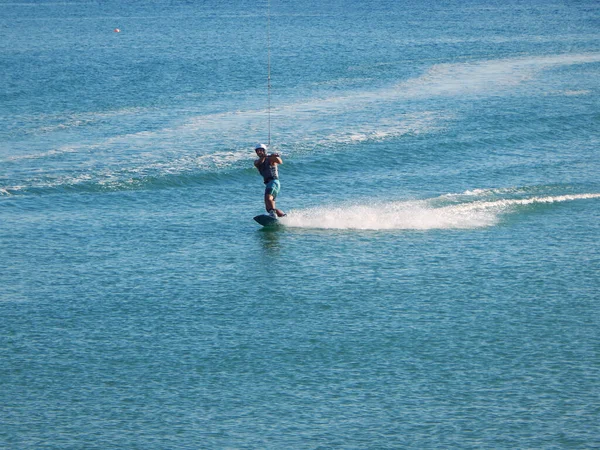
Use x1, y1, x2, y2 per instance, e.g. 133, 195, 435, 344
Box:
269, 154, 283, 165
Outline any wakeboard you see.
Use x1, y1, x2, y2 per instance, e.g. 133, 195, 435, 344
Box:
253, 214, 282, 227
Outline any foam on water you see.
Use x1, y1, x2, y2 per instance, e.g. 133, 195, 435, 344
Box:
280, 192, 600, 230
390, 53, 600, 99
3, 53, 599, 196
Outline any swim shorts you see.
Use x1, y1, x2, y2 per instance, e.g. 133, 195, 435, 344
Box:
264, 179, 280, 199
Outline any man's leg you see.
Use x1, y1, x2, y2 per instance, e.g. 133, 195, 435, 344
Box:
264, 193, 285, 217
264, 193, 275, 212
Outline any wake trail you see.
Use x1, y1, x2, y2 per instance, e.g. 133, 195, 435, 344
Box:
279, 192, 600, 230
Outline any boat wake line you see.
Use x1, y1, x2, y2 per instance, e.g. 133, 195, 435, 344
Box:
278, 191, 600, 230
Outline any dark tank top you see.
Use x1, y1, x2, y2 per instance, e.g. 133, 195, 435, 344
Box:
258, 157, 279, 184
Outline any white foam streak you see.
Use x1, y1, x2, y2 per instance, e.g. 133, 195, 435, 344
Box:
282, 203, 497, 230
392, 53, 600, 99
142, 53, 600, 157
455, 194, 600, 211
281, 193, 600, 230
5, 52, 598, 182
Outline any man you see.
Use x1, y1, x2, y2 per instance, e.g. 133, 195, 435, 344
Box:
254, 143, 286, 218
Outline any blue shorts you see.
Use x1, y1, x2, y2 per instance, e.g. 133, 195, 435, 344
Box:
265, 179, 281, 199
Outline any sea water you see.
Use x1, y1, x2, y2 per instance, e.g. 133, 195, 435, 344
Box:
1, 0, 599, 448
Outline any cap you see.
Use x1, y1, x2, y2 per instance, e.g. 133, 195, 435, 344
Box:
255, 143, 268, 151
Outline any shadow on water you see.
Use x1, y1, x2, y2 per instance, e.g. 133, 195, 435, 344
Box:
256, 227, 282, 256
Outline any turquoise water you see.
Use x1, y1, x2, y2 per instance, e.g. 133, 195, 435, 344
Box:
2, 0, 600, 448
